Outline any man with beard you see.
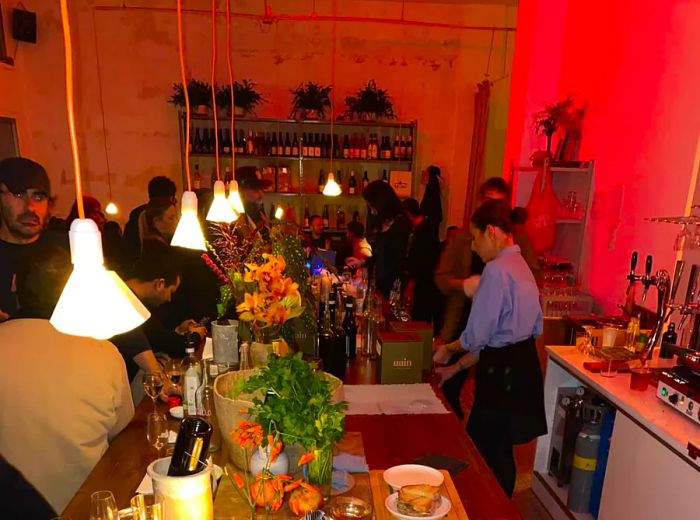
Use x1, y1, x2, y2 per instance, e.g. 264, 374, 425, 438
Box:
0, 157, 58, 321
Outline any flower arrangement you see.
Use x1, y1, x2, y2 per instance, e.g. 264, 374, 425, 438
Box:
227, 419, 324, 514
344, 79, 396, 120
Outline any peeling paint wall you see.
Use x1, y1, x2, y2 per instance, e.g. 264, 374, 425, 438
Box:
9, 0, 516, 228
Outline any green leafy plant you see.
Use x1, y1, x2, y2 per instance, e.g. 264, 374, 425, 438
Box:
290, 82, 332, 119
231, 353, 347, 451
217, 80, 266, 114
345, 80, 395, 119
169, 79, 212, 108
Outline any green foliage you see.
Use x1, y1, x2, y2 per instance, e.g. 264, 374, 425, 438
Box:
169, 79, 212, 107
217, 80, 266, 113
345, 80, 395, 119
290, 82, 332, 119
232, 354, 347, 450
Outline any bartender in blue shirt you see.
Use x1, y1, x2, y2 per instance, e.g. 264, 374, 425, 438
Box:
433, 199, 547, 497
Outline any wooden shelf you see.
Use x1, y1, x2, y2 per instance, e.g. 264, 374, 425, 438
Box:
189, 153, 412, 164
187, 113, 417, 129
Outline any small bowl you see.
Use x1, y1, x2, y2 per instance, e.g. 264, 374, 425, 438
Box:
330, 496, 373, 520
169, 406, 184, 419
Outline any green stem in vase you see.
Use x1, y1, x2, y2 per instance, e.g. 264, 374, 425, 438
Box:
307, 446, 333, 497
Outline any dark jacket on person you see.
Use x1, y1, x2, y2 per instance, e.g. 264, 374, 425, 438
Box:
370, 215, 412, 298
122, 203, 147, 265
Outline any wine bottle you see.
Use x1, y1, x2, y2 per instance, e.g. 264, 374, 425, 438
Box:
302, 132, 309, 157
217, 129, 224, 154
278, 132, 284, 156
333, 134, 341, 158
351, 134, 359, 159
362, 170, 370, 190
349, 170, 357, 195
193, 128, 203, 154
337, 206, 346, 229
224, 166, 233, 184
292, 132, 299, 156
400, 135, 407, 160
317, 169, 326, 194
406, 134, 413, 160
359, 134, 368, 160
193, 163, 202, 190
222, 129, 231, 154
342, 135, 350, 159
343, 296, 357, 359
167, 416, 212, 476
322, 205, 330, 229
314, 133, 322, 158
188, 127, 194, 153
246, 131, 255, 155
271, 132, 278, 156
284, 132, 292, 156
329, 294, 348, 379
381, 169, 389, 183
303, 205, 310, 228
181, 339, 201, 418
393, 135, 401, 159
336, 169, 343, 187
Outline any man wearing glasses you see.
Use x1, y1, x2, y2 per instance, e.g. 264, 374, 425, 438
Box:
0, 157, 54, 321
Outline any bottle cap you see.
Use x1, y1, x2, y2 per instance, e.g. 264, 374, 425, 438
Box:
168, 395, 182, 409
185, 347, 195, 353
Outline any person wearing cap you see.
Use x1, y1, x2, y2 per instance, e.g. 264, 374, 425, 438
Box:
0, 157, 56, 321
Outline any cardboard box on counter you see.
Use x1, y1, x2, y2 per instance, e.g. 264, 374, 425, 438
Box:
390, 321, 433, 370
376, 331, 423, 384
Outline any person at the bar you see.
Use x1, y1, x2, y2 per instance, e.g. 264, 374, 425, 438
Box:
123, 175, 177, 258
303, 215, 329, 249
433, 199, 546, 498
344, 221, 372, 268
235, 165, 272, 227
362, 180, 412, 297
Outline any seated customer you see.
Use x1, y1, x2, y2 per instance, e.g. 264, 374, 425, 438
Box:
0, 244, 134, 513
122, 243, 206, 361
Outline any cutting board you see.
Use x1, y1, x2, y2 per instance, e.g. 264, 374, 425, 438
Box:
369, 469, 469, 520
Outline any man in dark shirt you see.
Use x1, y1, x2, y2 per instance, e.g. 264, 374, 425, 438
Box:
122, 176, 177, 263
0, 157, 55, 321
303, 215, 328, 249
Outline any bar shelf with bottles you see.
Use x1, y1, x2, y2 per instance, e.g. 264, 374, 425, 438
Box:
179, 115, 417, 233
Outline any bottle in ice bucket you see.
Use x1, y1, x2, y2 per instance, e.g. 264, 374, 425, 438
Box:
167, 416, 212, 476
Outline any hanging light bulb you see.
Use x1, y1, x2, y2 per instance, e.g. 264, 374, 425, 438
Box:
323, 172, 342, 196
171, 191, 207, 250
50, 219, 150, 339
105, 201, 118, 215
274, 205, 284, 220
206, 180, 238, 223
227, 180, 245, 213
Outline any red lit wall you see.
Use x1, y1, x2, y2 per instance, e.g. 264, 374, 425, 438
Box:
505, 0, 700, 312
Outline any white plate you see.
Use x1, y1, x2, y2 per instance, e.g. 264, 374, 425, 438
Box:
383, 464, 444, 492
169, 406, 184, 419
385, 492, 451, 520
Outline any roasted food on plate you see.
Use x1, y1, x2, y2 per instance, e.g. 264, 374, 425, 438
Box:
396, 484, 441, 516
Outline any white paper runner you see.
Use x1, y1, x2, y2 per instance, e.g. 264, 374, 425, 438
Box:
344, 384, 449, 415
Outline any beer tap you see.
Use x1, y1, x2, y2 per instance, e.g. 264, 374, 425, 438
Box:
626, 251, 641, 295
625, 252, 658, 303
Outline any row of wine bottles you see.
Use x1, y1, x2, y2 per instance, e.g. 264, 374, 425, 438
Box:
188, 127, 414, 161
318, 290, 358, 380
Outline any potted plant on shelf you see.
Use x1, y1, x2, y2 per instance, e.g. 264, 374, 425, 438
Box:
290, 82, 332, 120
344, 79, 396, 121
533, 95, 585, 160
217, 80, 266, 117
168, 79, 212, 114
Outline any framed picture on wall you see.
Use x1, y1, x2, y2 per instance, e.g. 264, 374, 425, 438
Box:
390, 170, 412, 198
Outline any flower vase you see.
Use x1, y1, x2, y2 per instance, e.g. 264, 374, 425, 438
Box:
248, 445, 290, 477
306, 446, 333, 499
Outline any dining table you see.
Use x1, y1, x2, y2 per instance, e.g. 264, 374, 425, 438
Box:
62, 356, 522, 520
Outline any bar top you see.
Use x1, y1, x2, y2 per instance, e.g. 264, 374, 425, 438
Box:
546, 345, 700, 470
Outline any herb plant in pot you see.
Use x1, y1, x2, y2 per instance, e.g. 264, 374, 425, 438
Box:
290, 82, 332, 120
345, 79, 396, 121
217, 80, 266, 117
169, 79, 212, 114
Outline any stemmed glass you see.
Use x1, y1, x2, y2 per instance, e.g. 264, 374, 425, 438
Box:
164, 359, 182, 387
131, 494, 163, 520
143, 373, 164, 413
146, 413, 168, 457
89, 490, 118, 520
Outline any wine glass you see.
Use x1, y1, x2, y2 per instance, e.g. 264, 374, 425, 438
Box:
164, 359, 182, 387
147, 413, 168, 456
131, 493, 163, 520
89, 490, 118, 520
143, 373, 164, 413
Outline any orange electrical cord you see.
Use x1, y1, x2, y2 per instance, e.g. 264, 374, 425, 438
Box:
211, 0, 220, 181
226, 0, 235, 169
59, 0, 85, 219
177, 0, 192, 191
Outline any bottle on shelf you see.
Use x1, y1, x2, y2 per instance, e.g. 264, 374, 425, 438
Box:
380, 136, 392, 159
236, 130, 244, 154
406, 134, 413, 160
333, 134, 341, 158
349, 170, 357, 195
201, 128, 210, 154
302, 132, 309, 157
193, 128, 203, 154
336, 169, 343, 188
317, 169, 326, 193
351, 134, 360, 159
314, 133, 322, 158
303, 205, 310, 228
337, 206, 346, 229
210, 168, 217, 189
224, 166, 233, 184
342, 135, 350, 159
381, 169, 389, 183
284, 132, 292, 156
343, 296, 357, 359
278, 132, 284, 156
322, 205, 330, 229
222, 128, 231, 154
399, 135, 407, 160
246, 131, 255, 155
193, 163, 202, 190
362, 170, 370, 191
216, 129, 224, 154
292, 132, 299, 156
393, 135, 401, 159
188, 128, 194, 153
271, 132, 278, 156
359, 134, 368, 160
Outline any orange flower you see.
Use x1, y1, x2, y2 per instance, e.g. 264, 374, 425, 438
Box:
297, 452, 315, 466
233, 472, 245, 489
284, 478, 303, 492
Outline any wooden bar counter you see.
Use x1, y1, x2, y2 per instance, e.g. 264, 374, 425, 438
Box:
63, 358, 520, 520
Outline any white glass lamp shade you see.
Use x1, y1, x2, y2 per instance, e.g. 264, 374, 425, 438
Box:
206, 181, 238, 223
227, 180, 245, 214
171, 191, 207, 251
274, 205, 284, 220
323, 172, 342, 196
50, 218, 151, 339
105, 201, 118, 215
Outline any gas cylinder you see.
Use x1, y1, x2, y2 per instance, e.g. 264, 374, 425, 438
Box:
567, 414, 602, 513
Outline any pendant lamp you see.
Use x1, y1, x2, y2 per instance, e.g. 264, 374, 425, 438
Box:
227, 180, 245, 213
206, 180, 238, 223
323, 172, 342, 196
274, 205, 284, 220
51, 0, 149, 339
172, 191, 207, 250
105, 201, 118, 215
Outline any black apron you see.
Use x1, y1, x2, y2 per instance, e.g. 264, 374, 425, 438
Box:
468, 337, 547, 445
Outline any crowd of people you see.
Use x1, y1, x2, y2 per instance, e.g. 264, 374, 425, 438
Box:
0, 154, 545, 513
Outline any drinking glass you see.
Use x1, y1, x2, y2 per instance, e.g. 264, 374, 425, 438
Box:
131, 493, 163, 520
143, 373, 164, 413
164, 359, 182, 387
89, 490, 118, 520
675, 224, 690, 251
147, 413, 168, 456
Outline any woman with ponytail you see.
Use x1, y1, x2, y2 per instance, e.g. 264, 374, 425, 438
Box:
433, 198, 546, 498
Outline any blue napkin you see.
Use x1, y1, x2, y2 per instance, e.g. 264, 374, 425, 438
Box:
333, 452, 369, 473
333, 469, 352, 491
